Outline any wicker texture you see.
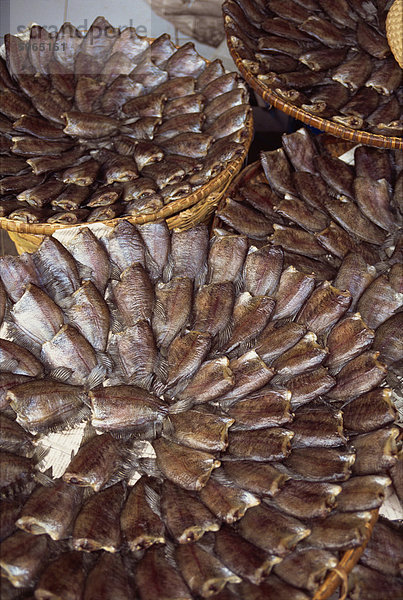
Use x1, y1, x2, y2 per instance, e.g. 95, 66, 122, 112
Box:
386, 0, 403, 68
225, 36, 402, 150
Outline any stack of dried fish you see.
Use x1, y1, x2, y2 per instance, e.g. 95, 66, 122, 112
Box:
0, 16, 251, 225
224, 0, 402, 137
0, 128, 402, 599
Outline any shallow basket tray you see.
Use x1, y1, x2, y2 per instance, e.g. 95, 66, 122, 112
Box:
225, 33, 402, 151
213, 156, 381, 599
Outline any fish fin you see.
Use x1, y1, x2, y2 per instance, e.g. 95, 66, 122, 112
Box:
154, 354, 168, 383
33, 444, 50, 464
110, 313, 123, 334
215, 318, 234, 352
85, 364, 106, 390
49, 366, 73, 382
168, 397, 194, 414
139, 457, 160, 479
75, 259, 94, 282
110, 262, 122, 281
144, 483, 162, 517
7, 322, 41, 356
96, 351, 114, 372
153, 298, 166, 323
35, 469, 54, 487
195, 262, 208, 289
162, 254, 174, 283
164, 540, 177, 568
0, 357, 19, 373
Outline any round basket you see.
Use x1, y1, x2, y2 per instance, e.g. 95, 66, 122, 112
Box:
213, 151, 396, 599
224, 10, 402, 150
386, 0, 403, 68
1, 113, 252, 254
0, 22, 254, 253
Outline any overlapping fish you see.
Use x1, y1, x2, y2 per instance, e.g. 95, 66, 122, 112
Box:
0, 128, 401, 598
224, 0, 402, 138
0, 16, 251, 225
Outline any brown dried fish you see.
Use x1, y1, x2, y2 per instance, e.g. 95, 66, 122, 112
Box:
285, 446, 355, 481
153, 277, 193, 348
332, 51, 373, 92
228, 388, 292, 430
112, 263, 154, 327
348, 563, 403, 600
273, 479, 341, 519
166, 42, 206, 78
292, 405, 346, 448
123, 92, 167, 118
35, 551, 86, 600
255, 321, 306, 364
84, 552, 132, 600
63, 433, 121, 491
354, 176, 397, 232
219, 351, 275, 403
243, 245, 283, 297
272, 266, 315, 321
135, 545, 191, 600
153, 437, 220, 491
168, 224, 209, 282
17, 178, 65, 208
326, 313, 375, 374
238, 578, 310, 600
175, 541, 241, 597
161, 479, 219, 543
112, 321, 157, 386
199, 469, 259, 523
166, 410, 234, 452
333, 252, 376, 310
336, 474, 391, 511
16, 479, 83, 540
193, 282, 235, 340
0, 339, 43, 377
106, 220, 145, 273
272, 332, 328, 379
120, 476, 165, 551
352, 426, 399, 475
227, 426, 294, 461
305, 511, 372, 550
89, 385, 167, 432
73, 481, 125, 552
373, 312, 403, 365
62, 158, 100, 186
208, 233, 248, 285
343, 387, 397, 433
164, 330, 211, 389
0, 530, 48, 588
0, 414, 35, 457
271, 224, 328, 258
217, 198, 273, 239
296, 281, 351, 336
239, 503, 310, 556
325, 196, 386, 245
274, 548, 338, 593
174, 357, 235, 407
360, 518, 403, 577
287, 366, 335, 408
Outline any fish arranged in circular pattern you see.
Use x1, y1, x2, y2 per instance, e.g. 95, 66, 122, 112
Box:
0, 16, 251, 225
0, 129, 402, 598
223, 0, 402, 138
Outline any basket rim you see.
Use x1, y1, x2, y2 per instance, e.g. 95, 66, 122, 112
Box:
386, 0, 403, 68
0, 113, 254, 235
225, 32, 403, 151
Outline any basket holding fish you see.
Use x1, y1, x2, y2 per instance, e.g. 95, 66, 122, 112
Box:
0, 16, 253, 251
223, 0, 403, 149
0, 196, 401, 597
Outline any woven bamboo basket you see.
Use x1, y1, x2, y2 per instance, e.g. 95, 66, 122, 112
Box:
386, 0, 403, 68
225, 33, 402, 151
0, 22, 254, 254
0, 113, 253, 254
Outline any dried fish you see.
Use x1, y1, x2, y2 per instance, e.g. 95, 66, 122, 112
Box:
291, 405, 346, 448
305, 511, 372, 550
112, 321, 157, 385
73, 481, 125, 552
326, 313, 375, 374
84, 552, 132, 600
272, 332, 328, 379
106, 220, 145, 273
153, 277, 193, 348
273, 479, 341, 519
89, 385, 167, 432
360, 518, 403, 577
112, 263, 154, 327
228, 388, 292, 430
153, 437, 220, 491
0, 414, 35, 456
348, 563, 403, 600
217, 198, 273, 239
296, 281, 351, 335
175, 541, 241, 597
255, 321, 306, 364
243, 245, 283, 297
193, 282, 235, 339
352, 426, 399, 475
227, 427, 294, 461
0, 339, 43, 377
199, 470, 260, 522
16, 479, 83, 540
135, 546, 191, 600
161, 479, 219, 543
13, 114, 66, 140
332, 51, 373, 92
208, 233, 248, 285
174, 357, 234, 407
337, 474, 391, 511
239, 503, 310, 556
166, 410, 234, 452
272, 266, 315, 321
238, 578, 310, 600
274, 548, 338, 593
63, 433, 122, 491
333, 252, 376, 310
0, 530, 48, 588
35, 551, 86, 600
218, 351, 274, 403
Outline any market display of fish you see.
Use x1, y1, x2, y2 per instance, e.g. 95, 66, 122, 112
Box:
0, 17, 251, 225
0, 119, 402, 597
223, 0, 402, 139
